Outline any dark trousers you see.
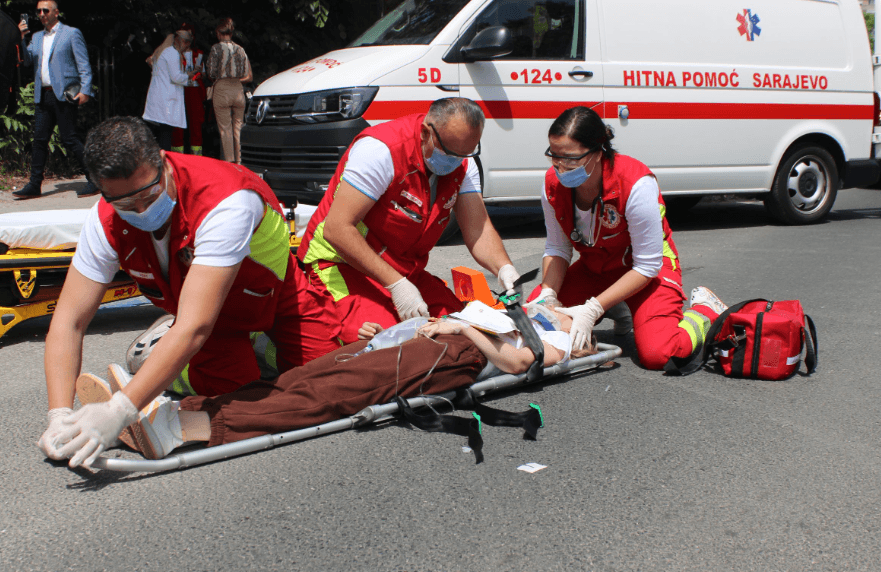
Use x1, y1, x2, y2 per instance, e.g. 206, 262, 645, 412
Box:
30, 89, 87, 185
146, 120, 173, 151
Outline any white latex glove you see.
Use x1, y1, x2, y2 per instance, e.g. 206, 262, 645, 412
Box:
55, 392, 139, 468
496, 264, 521, 297
386, 277, 429, 320
557, 297, 605, 351
530, 287, 561, 308
37, 407, 74, 460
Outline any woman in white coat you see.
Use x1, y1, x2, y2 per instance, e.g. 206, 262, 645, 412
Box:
143, 30, 196, 150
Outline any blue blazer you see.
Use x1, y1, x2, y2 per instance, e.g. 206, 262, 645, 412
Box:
21, 22, 93, 103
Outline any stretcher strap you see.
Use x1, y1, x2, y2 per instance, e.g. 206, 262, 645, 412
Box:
395, 396, 484, 464
453, 388, 544, 441
501, 298, 544, 383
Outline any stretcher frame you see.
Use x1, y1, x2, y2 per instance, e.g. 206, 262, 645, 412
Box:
90, 342, 622, 473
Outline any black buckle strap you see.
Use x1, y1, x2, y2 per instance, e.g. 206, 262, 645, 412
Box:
395, 396, 484, 464
454, 388, 544, 440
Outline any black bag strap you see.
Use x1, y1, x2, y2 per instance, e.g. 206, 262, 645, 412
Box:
803, 314, 818, 374
664, 299, 768, 376
395, 396, 484, 464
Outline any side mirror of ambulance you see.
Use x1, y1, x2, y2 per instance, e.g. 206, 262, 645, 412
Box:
460, 26, 513, 62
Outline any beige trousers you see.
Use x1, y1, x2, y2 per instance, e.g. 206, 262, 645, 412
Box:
212, 78, 246, 163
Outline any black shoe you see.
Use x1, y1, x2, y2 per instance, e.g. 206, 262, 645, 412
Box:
76, 181, 100, 198
13, 181, 42, 200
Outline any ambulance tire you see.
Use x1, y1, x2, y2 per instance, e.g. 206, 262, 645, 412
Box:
766, 145, 838, 225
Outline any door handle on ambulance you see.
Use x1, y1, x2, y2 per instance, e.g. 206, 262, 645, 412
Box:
568, 70, 594, 79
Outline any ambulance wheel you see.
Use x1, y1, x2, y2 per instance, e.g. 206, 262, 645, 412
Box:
766, 145, 838, 224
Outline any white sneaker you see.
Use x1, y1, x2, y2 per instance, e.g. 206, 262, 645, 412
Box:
603, 301, 633, 336
126, 314, 174, 374
108, 363, 183, 460
690, 286, 728, 315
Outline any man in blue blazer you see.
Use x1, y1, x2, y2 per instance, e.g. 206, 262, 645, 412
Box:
15, 1, 97, 199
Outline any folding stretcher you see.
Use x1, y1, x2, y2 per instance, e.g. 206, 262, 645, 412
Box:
89, 266, 622, 473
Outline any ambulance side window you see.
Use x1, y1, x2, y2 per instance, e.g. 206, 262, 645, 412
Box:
466, 0, 584, 60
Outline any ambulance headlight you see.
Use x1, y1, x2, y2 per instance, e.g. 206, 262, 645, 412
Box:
290, 87, 379, 123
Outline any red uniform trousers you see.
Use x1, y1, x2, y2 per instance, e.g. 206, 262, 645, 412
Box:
187, 264, 341, 396
536, 259, 716, 370
180, 334, 487, 446
306, 263, 465, 344
172, 85, 205, 149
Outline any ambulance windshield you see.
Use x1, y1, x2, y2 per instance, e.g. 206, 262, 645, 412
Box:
350, 0, 471, 47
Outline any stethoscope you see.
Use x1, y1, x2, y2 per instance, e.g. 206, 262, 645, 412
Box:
570, 192, 604, 247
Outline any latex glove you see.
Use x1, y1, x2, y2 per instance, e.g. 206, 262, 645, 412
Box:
386, 277, 429, 320
55, 392, 139, 468
37, 407, 74, 460
496, 264, 522, 297
529, 287, 561, 309
557, 297, 605, 351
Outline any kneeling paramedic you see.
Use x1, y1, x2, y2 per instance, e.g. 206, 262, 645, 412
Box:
38, 116, 340, 467
297, 97, 523, 343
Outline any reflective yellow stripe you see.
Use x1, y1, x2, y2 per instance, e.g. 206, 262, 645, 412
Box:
663, 240, 678, 271
248, 205, 289, 281
678, 309, 710, 351
302, 220, 369, 265
659, 204, 666, 219
250, 331, 278, 371
314, 262, 350, 302
168, 364, 196, 396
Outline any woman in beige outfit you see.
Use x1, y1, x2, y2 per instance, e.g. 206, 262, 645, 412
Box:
206, 18, 252, 163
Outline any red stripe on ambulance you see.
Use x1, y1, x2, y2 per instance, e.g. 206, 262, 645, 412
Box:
363, 100, 874, 122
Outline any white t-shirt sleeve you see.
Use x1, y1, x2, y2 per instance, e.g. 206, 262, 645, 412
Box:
71, 203, 120, 284
625, 176, 664, 278
341, 137, 393, 201
539, 329, 572, 363
541, 181, 574, 263
458, 158, 481, 194
193, 190, 265, 267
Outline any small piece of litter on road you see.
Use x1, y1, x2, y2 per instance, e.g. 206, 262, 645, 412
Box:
517, 463, 547, 473
605, 385, 610, 391
462, 446, 472, 453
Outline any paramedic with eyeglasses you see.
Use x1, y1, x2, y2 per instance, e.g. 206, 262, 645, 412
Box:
37, 116, 341, 468
298, 97, 523, 344
533, 106, 728, 370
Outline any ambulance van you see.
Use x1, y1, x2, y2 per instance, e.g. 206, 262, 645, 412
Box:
240, 0, 881, 225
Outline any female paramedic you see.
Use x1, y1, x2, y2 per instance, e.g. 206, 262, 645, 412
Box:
69, 304, 590, 464
533, 106, 726, 370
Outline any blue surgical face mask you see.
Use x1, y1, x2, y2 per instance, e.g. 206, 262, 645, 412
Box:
555, 165, 590, 188
424, 146, 463, 176
115, 179, 177, 232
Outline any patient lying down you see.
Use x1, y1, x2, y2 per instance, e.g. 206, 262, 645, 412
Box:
66, 303, 596, 466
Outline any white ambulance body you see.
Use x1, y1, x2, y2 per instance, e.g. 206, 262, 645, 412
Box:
241, 0, 880, 224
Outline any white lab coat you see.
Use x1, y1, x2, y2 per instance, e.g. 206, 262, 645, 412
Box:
142, 46, 188, 129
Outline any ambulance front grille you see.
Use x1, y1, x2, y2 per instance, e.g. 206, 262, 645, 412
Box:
240, 144, 346, 173
244, 95, 300, 126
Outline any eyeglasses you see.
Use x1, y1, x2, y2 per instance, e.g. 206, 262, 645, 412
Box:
36, 8, 52, 14
545, 146, 597, 169
102, 169, 163, 210
428, 123, 481, 158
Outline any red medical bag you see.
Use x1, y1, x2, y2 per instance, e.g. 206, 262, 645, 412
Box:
708, 299, 817, 380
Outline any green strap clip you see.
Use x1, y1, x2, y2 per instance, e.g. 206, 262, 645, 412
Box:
471, 411, 483, 434
529, 403, 544, 428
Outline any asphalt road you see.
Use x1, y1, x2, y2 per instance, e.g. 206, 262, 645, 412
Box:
2, 189, 881, 571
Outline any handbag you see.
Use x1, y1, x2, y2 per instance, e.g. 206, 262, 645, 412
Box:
665, 298, 818, 380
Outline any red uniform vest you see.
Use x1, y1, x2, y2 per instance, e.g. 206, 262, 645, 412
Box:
98, 153, 289, 333
544, 154, 679, 275
298, 114, 467, 278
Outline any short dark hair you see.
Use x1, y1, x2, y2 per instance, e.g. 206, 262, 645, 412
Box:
37, 0, 59, 10
426, 97, 485, 131
84, 117, 162, 183
216, 17, 235, 36
548, 107, 616, 166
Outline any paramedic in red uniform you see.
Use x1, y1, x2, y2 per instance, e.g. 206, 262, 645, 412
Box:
37, 116, 340, 467
297, 97, 523, 344
532, 106, 727, 370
